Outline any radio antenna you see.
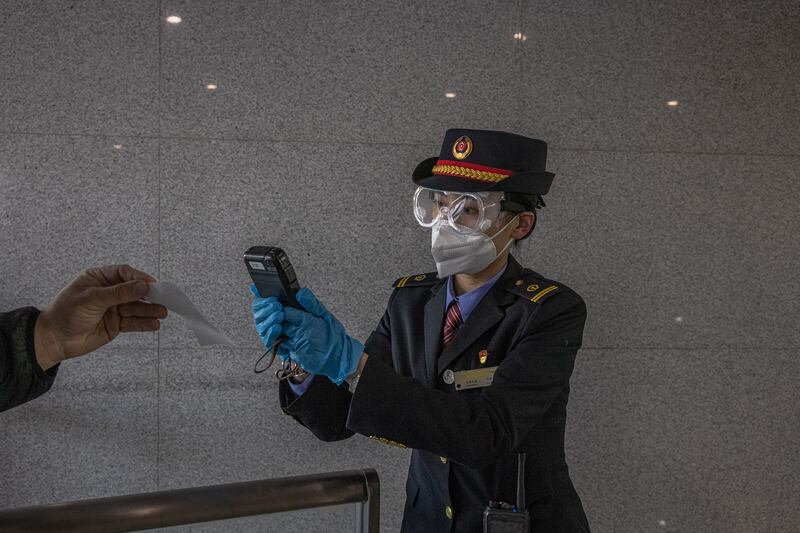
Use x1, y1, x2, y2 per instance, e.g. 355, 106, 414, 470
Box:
516, 452, 526, 511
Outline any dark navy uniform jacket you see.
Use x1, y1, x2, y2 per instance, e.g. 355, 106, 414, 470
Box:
279, 255, 591, 532
1, 307, 59, 413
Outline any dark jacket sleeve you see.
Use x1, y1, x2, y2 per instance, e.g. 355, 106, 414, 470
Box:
345, 292, 587, 469
278, 291, 396, 442
0, 307, 60, 413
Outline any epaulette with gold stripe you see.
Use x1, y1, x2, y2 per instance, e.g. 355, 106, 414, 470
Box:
392, 272, 441, 288
506, 273, 562, 304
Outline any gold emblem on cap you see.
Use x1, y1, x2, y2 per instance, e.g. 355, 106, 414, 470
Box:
452, 135, 473, 160
414, 275, 426, 281
479, 349, 489, 365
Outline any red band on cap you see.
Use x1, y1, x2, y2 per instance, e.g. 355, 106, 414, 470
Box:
434, 159, 515, 175
432, 159, 515, 183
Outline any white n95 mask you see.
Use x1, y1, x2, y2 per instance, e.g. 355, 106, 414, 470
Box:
431, 214, 518, 278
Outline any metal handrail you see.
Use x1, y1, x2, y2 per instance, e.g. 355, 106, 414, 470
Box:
0, 469, 380, 533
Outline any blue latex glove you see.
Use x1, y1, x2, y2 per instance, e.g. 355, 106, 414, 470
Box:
250, 283, 286, 355
281, 288, 364, 385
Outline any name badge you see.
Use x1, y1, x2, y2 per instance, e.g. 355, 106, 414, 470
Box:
454, 366, 498, 390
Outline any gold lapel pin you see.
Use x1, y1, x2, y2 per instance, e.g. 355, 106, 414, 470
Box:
479, 349, 489, 365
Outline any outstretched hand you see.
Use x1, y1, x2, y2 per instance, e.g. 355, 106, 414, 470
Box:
34, 264, 167, 370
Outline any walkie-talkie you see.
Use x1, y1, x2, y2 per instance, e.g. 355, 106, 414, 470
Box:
483, 453, 530, 532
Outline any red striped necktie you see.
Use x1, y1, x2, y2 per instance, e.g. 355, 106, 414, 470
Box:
442, 300, 463, 347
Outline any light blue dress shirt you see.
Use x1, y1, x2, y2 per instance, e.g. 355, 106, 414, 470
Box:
444, 263, 508, 324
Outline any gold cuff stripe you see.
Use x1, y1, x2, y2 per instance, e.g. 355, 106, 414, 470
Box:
369, 435, 407, 448
531, 285, 559, 302
432, 164, 510, 183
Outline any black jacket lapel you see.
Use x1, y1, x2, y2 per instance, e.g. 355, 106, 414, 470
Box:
436, 256, 524, 376
423, 282, 447, 388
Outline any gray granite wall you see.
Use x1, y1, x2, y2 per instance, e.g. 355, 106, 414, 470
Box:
1, 1, 797, 532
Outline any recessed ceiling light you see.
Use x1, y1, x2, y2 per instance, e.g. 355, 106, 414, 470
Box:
112, 144, 123, 150
166, 15, 182, 24
206, 83, 218, 91
667, 100, 679, 107
658, 520, 667, 527
674, 316, 683, 324
445, 92, 456, 98
513, 32, 527, 41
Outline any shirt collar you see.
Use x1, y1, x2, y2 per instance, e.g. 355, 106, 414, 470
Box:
445, 263, 508, 323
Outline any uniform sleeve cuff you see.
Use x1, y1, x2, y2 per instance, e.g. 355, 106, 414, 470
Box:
363, 331, 391, 363
24, 308, 60, 380
287, 374, 315, 396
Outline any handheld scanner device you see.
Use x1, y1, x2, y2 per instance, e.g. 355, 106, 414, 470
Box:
244, 246, 300, 308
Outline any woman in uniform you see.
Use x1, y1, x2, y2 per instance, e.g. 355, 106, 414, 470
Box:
250, 129, 591, 532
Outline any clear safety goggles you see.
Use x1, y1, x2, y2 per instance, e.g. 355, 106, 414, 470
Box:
413, 187, 505, 234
